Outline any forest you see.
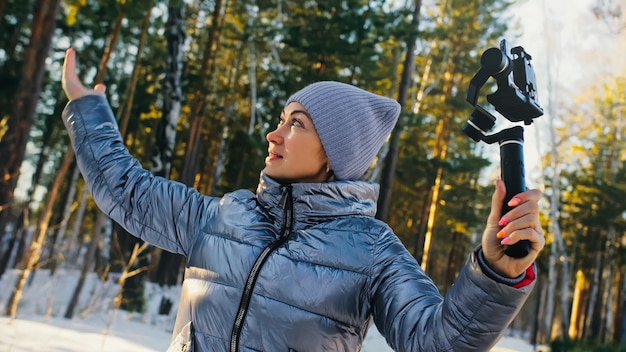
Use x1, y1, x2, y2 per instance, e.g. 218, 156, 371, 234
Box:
0, 0, 624, 350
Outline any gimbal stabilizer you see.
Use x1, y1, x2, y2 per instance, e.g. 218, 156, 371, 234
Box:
463, 39, 543, 258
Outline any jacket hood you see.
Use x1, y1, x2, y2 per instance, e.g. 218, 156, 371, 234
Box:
256, 172, 379, 229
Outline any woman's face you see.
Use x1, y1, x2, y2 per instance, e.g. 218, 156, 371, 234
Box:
264, 102, 329, 183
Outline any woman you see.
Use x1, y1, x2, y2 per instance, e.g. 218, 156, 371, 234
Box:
61, 48, 544, 352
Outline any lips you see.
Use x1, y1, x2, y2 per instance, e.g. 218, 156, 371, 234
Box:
267, 150, 283, 160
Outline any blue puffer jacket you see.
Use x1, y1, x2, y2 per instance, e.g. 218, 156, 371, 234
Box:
63, 95, 534, 352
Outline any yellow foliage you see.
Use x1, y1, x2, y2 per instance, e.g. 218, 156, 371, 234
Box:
66, 6, 79, 26
63, 0, 87, 26
139, 105, 161, 121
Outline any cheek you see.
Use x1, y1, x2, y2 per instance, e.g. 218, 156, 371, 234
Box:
317, 147, 327, 162
312, 146, 328, 168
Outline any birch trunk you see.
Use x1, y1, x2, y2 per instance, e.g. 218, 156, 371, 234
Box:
544, 241, 557, 340
600, 225, 616, 343
151, 0, 186, 288
540, 1, 571, 337
151, 0, 185, 179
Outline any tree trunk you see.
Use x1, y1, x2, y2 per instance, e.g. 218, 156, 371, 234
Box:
180, 0, 225, 187
0, 0, 61, 242
4, 147, 73, 317
544, 232, 558, 340
364, 49, 402, 183
376, 0, 422, 221
584, 249, 603, 340
47, 163, 80, 275
64, 209, 107, 319
537, 277, 550, 343
0, 208, 28, 277
94, 1, 128, 84
150, 0, 187, 287
64, 187, 88, 267
531, 278, 547, 346
617, 271, 626, 343
420, 117, 449, 272
413, 188, 430, 261
117, 0, 154, 137
542, 14, 572, 337
211, 23, 247, 196
417, 40, 455, 270
25, 145, 49, 204
151, 0, 185, 179
0, 1, 6, 27
600, 225, 617, 343
569, 270, 586, 340
246, 4, 258, 137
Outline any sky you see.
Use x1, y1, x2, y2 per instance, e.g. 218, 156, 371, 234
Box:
498, 0, 626, 187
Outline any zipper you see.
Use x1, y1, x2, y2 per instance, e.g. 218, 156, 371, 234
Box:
230, 185, 294, 352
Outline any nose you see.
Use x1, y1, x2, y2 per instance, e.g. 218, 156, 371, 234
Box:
266, 125, 284, 144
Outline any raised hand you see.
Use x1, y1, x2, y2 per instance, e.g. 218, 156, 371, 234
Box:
62, 48, 106, 101
481, 177, 545, 278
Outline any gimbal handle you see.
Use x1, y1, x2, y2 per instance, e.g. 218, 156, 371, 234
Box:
495, 126, 531, 258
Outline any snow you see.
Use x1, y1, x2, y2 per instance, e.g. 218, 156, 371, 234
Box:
0, 269, 536, 351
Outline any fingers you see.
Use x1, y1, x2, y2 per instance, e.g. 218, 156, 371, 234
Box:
62, 48, 76, 83
62, 48, 105, 101
498, 213, 544, 245
61, 48, 74, 94
496, 188, 545, 252
62, 48, 86, 101
499, 189, 541, 225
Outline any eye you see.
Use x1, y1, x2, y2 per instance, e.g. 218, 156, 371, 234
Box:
291, 118, 303, 127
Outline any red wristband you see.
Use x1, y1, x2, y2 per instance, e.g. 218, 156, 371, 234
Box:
513, 264, 536, 288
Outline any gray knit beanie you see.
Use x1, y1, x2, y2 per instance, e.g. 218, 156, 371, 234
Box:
286, 81, 401, 180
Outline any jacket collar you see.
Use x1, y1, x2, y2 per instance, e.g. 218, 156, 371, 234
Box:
256, 172, 379, 228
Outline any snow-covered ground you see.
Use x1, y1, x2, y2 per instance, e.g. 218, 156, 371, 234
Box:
0, 269, 536, 351
0, 315, 536, 352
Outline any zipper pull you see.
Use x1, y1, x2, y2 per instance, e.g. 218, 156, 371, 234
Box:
279, 185, 292, 209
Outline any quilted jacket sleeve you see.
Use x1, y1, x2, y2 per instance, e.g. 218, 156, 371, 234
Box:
369, 228, 534, 352
62, 95, 217, 256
